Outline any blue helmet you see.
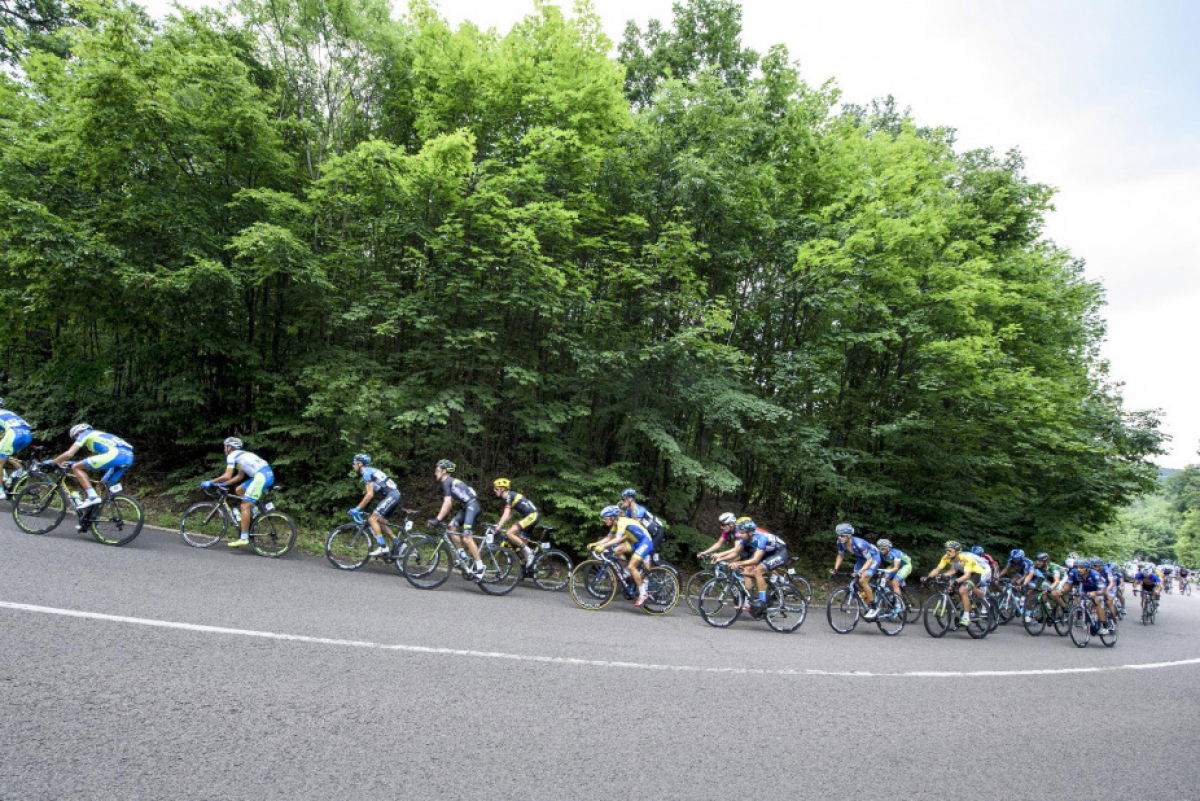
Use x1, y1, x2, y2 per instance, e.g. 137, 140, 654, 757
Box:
620, 488, 637, 499
353, 453, 371, 465
1009, 549, 1025, 562
969, 545, 984, 556
835, 523, 854, 537
737, 519, 756, 533
600, 505, 621, 519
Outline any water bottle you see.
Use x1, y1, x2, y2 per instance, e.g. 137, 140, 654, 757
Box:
232, 508, 242, 525
12, 468, 25, 480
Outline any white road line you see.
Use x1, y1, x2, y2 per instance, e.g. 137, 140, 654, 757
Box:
3, 599, 1199, 679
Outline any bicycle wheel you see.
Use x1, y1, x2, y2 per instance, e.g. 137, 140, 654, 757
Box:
402, 535, 453, 589
531, 549, 572, 591
89, 494, 144, 546
765, 585, 807, 633
179, 502, 229, 548
698, 577, 742, 628
874, 590, 905, 636
684, 571, 715, 614
478, 547, 520, 595
12, 481, 67, 535
922, 592, 953, 638
966, 599, 991, 639
786, 572, 814, 603
325, 523, 372, 570
1023, 603, 1046, 636
901, 589, 922, 624
249, 512, 297, 557
1099, 618, 1118, 648
569, 560, 615, 610
1051, 603, 1071, 636
641, 566, 679, 615
1068, 604, 1091, 648
995, 590, 1017, 625
826, 587, 861, 634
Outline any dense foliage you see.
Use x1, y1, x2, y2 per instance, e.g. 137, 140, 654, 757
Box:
0, 0, 1164, 559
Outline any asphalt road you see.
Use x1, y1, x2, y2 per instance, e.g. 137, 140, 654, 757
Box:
1, 513, 1198, 801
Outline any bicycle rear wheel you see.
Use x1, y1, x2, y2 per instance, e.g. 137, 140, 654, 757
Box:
698, 578, 742, 628
12, 481, 67, 535
966, 599, 991, 639
901, 589, 921, 624
531, 549, 572, 591
326, 523, 372, 570
478, 547, 520, 595
568, 560, 615, 610
640, 566, 679, 615
786, 572, 814, 603
684, 571, 714, 614
89, 494, 144, 546
826, 587, 861, 634
402, 535, 452, 589
765, 586, 807, 633
922, 592, 953, 638
179, 502, 228, 547
249, 512, 297, 557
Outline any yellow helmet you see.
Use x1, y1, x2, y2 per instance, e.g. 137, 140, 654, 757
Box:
736, 516, 752, 524
493, 478, 511, 490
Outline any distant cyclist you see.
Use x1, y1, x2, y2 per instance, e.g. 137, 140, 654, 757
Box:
1134, 564, 1162, 605
876, 539, 912, 607
590, 504, 654, 607
1067, 558, 1113, 633
697, 512, 738, 561
350, 454, 402, 556
925, 540, 991, 628
53, 423, 134, 509
618, 488, 666, 563
997, 549, 1038, 615
831, 523, 881, 619
729, 519, 789, 616
1032, 553, 1067, 619
969, 545, 1001, 580
0, 398, 33, 496
491, 478, 540, 574
430, 460, 485, 578
200, 437, 274, 548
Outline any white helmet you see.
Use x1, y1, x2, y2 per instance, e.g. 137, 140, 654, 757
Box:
69, 423, 91, 439
718, 512, 736, 525
223, 437, 243, 449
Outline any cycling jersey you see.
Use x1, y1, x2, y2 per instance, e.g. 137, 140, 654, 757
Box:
1135, 571, 1161, 587
0, 409, 32, 458
0, 409, 31, 432
614, 517, 654, 559
624, 501, 658, 526
502, 490, 537, 517
979, 552, 1000, 576
78, 430, 132, 455
936, 552, 989, 576
881, 548, 912, 570
838, 536, 880, 563
1067, 568, 1103, 592
226, 449, 269, 476
78, 430, 134, 483
361, 466, 398, 494
743, 529, 782, 554
1037, 562, 1065, 580
1007, 557, 1034, 577
441, 476, 477, 505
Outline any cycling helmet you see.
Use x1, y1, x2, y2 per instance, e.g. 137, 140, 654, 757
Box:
1035, 552, 1049, 562
493, 478, 511, 490
969, 545, 984, 556
600, 505, 621, 519
835, 523, 854, 537
620, 488, 637, 499
718, 512, 736, 526
69, 423, 91, 439
435, 459, 455, 473
876, 538, 892, 549
1009, 549, 1025, 562
352, 453, 371, 465
736, 519, 756, 533
224, 437, 243, 450
944, 540, 962, 551
736, 516, 752, 524
1065, 558, 1075, 568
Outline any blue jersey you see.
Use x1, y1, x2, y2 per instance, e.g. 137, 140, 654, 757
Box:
881, 547, 911, 568
361, 466, 398, 495
1067, 568, 1103, 592
625, 501, 659, 527
1, 409, 31, 432
1135, 571, 1160, 585
77, 430, 133, 455
743, 529, 782, 554
1008, 557, 1034, 577
838, 536, 880, 564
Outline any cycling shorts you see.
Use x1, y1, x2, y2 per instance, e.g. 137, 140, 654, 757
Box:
0, 426, 32, 459
372, 490, 401, 519
629, 531, 655, 561
452, 499, 482, 532
854, 557, 877, 577
239, 467, 274, 502
762, 546, 789, 573
888, 564, 913, 582
82, 446, 134, 484
514, 511, 539, 532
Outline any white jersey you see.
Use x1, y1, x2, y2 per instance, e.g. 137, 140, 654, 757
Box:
227, 449, 270, 475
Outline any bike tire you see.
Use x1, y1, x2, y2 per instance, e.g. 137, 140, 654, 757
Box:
996, 590, 1017, 625
901, 589, 922, 624
12, 480, 67, 535
826, 587, 861, 634
640, 566, 679, 615
568, 560, 615, 610
179, 502, 229, 548
89, 494, 144, 546
765, 585, 807, 632
325, 523, 372, 570
1068, 604, 1091, 648
922, 592, 953, 638
531, 549, 572, 591
1023, 604, 1046, 636
787, 573, 814, 604
1099, 619, 1118, 648
249, 512, 297, 557
1052, 604, 1071, 636
402, 535, 452, 589
966, 599, 991, 639
697, 577, 742, 628
874, 590, 905, 636
478, 547, 520, 595
684, 571, 715, 614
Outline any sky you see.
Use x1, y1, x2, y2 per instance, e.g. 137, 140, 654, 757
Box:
142, 0, 1200, 466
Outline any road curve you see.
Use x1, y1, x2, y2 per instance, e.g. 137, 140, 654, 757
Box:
1, 515, 1198, 800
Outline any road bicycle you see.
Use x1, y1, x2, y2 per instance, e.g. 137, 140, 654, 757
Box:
325, 507, 422, 571
685, 555, 812, 614
11, 460, 143, 546
1181, 580, 1191, 597
482, 523, 572, 591
178, 484, 297, 557
0, 445, 47, 503
400, 521, 520, 595
826, 571, 906, 636
1136, 590, 1159, 625
1068, 594, 1118, 648
567, 548, 679, 614
1020, 587, 1071, 636
920, 577, 993, 639
990, 578, 1027, 626
696, 561, 807, 632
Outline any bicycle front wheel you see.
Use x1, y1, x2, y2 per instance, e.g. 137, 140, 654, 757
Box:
1068, 604, 1091, 648
640, 566, 679, 615
569, 560, 615, 610
532, 549, 572, 591
901, 589, 922, 624
12, 481, 67, 535
874, 590, 905, 636
478, 547, 520, 596
402, 535, 452, 589
179, 502, 229, 548
765, 586, 807, 633
786, 573, 814, 603
826, 587, 861, 634
922, 592, 953, 638
697, 577, 742, 628
249, 512, 297, 557
684, 571, 714, 614
1023, 603, 1046, 636
326, 523, 372, 570
89, 494, 144, 546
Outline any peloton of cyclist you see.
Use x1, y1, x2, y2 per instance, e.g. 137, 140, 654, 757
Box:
53, 423, 134, 509
350, 454, 403, 556
200, 437, 274, 548
697, 512, 738, 561
590, 504, 654, 607
831, 523, 882, 620
0, 398, 33, 497
925, 540, 991, 627
430, 460, 485, 578
876, 539, 912, 607
491, 478, 540, 574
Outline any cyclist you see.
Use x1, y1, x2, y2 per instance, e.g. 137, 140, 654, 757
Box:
925, 540, 991, 627
430, 460, 485, 578
1032, 553, 1068, 619
618, 488, 666, 563
491, 478, 540, 574
1177, 565, 1190, 593
728, 518, 789, 617
589, 504, 654, 607
1106, 561, 1127, 611
0, 398, 33, 498
969, 545, 1001, 579
997, 549, 1037, 618
1162, 564, 1174, 593
200, 437, 273, 548
53, 423, 134, 509
1134, 564, 1162, 608
697, 512, 738, 561
1067, 558, 1113, 633
831, 523, 882, 619
876, 539, 912, 610
350, 454, 402, 557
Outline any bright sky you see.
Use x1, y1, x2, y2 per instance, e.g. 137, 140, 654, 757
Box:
143, 0, 1200, 466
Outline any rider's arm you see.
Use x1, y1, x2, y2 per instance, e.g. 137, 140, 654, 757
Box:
497, 504, 512, 528
53, 442, 82, 463
732, 548, 764, 569
355, 483, 375, 511
434, 495, 452, 522
218, 469, 246, 488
